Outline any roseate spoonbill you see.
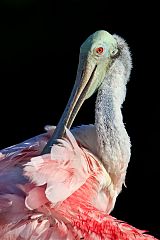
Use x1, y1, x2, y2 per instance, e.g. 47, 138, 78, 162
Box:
0, 30, 157, 239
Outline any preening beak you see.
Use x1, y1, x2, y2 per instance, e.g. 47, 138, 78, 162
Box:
41, 61, 97, 154
42, 30, 118, 154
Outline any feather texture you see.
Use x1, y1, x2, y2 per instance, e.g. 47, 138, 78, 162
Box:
0, 129, 157, 239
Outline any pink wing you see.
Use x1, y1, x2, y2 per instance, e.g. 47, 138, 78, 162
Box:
0, 129, 158, 239
0, 132, 48, 197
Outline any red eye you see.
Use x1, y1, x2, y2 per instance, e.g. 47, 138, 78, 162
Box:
96, 47, 104, 54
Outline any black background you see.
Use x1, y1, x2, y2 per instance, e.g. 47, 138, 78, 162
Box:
0, 0, 159, 238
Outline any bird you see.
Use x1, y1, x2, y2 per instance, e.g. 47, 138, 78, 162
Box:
0, 30, 157, 239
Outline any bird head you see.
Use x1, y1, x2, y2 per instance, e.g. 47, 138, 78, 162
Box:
42, 30, 123, 153
78, 30, 119, 99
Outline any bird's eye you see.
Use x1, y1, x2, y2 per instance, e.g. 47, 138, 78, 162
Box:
95, 47, 104, 55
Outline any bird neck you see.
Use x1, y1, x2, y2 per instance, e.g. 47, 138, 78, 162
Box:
95, 75, 131, 189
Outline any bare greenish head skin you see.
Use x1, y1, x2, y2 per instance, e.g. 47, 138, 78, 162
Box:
81, 30, 117, 56
78, 30, 118, 99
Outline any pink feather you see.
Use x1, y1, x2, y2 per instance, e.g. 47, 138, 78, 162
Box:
0, 129, 158, 239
